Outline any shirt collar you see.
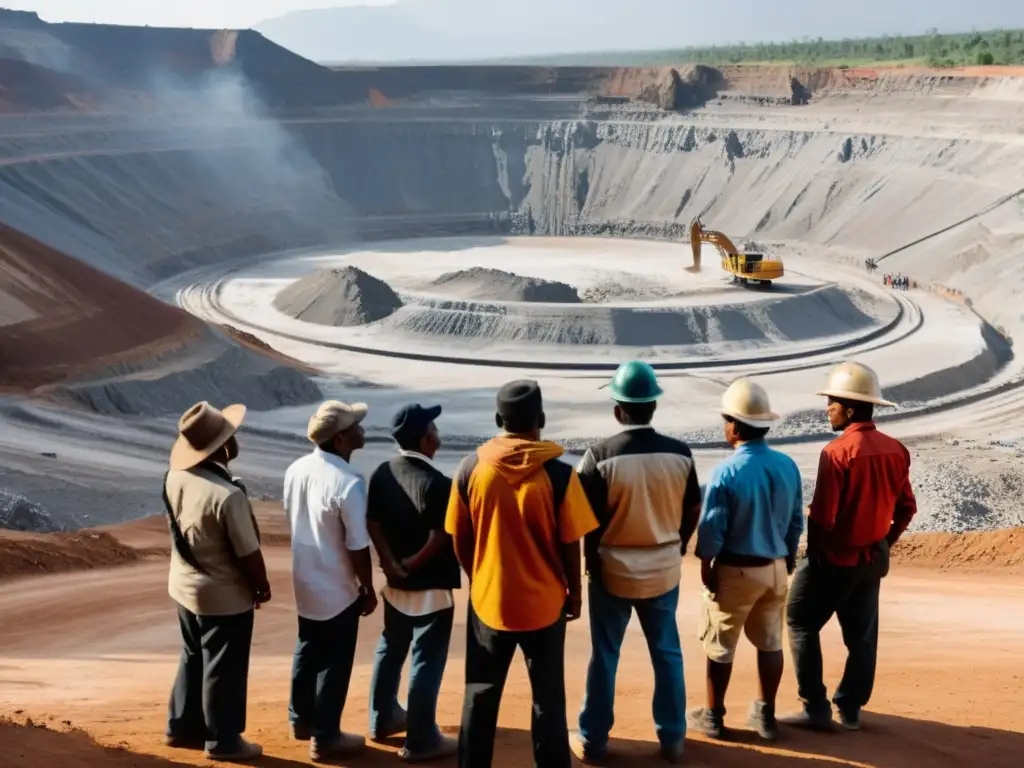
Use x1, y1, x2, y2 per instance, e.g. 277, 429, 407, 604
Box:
843, 422, 877, 436
314, 445, 350, 468
735, 439, 769, 454
620, 425, 655, 433
400, 449, 434, 465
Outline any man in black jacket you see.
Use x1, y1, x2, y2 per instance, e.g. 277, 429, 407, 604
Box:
367, 404, 461, 762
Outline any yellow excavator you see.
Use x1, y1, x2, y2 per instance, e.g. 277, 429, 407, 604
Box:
688, 217, 784, 285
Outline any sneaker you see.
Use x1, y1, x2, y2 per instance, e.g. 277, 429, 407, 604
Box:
686, 707, 726, 740
399, 734, 458, 762
310, 733, 366, 762
163, 733, 205, 750
370, 708, 408, 742
569, 729, 607, 766
290, 722, 311, 741
204, 739, 263, 762
779, 707, 835, 732
660, 739, 685, 764
747, 701, 779, 742
838, 708, 862, 731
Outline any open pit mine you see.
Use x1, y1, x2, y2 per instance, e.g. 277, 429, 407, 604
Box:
1, 8, 1024, 768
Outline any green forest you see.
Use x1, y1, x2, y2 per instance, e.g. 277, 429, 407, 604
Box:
506, 29, 1024, 68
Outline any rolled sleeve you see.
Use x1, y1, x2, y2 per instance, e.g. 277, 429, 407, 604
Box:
222, 493, 260, 559
339, 477, 371, 551
558, 472, 600, 544
696, 469, 729, 560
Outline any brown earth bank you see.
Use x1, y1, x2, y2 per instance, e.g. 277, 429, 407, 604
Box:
0, 513, 1022, 767
2, 506, 1021, 584
0, 224, 206, 391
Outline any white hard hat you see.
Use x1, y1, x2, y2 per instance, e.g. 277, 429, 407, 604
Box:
815, 362, 895, 407
721, 379, 780, 429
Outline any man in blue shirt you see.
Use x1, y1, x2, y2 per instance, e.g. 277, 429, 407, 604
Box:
687, 379, 804, 743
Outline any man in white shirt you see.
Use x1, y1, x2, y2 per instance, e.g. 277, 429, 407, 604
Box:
284, 400, 379, 763
366, 404, 460, 762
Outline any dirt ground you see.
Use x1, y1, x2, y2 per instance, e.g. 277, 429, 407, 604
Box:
1, 508, 1022, 767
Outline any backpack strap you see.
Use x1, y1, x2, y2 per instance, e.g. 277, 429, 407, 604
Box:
543, 458, 573, 530
162, 471, 211, 576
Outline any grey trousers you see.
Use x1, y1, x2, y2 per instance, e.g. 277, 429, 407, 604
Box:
167, 603, 255, 751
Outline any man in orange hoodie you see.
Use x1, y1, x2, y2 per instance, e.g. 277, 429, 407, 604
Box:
446, 380, 599, 768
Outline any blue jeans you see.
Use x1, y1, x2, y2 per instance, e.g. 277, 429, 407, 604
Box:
370, 599, 454, 753
578, 581, 686, 750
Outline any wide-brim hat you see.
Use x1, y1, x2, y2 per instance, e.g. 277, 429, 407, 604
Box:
307, 400, 368, 445
720, 408, 781, 430
170, 401, 246, 471
720, 378, 781, 429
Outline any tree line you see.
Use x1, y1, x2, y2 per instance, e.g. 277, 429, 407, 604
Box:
505, 29, 1024, 68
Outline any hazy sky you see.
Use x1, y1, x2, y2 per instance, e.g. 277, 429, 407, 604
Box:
3, 1, 395, 29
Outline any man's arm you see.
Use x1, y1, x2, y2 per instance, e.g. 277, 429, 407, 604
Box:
339, 478, 377, 616
696, 469, 729, 592
558, 472, 600, 621
445, 459, 476, 576
806, 449, 845, 560
365, 471, 407, 585
223, 494, 271, 603
887, 449, 918, 546
402, 476, 454, 573
680, 458, 702, 555
575, 448, 608, 580
786, 463, 806, 572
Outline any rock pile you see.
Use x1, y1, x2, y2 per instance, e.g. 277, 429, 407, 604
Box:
274, 266, 403, 326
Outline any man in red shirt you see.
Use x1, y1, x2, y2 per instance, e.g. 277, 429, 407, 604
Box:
784, 362, 917, 732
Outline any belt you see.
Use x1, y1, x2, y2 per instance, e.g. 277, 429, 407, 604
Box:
716, 551, 776, 568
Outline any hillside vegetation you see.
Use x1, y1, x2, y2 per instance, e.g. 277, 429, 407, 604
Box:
494, 28, 1024, 68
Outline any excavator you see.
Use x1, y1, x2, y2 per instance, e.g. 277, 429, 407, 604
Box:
687, 217, 784, 285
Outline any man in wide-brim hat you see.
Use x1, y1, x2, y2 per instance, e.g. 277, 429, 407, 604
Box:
782, 362, 917, 733
164, 401, 270, 763
687, 379, 803, 744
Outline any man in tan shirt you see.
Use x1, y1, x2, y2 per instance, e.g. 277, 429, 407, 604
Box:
164, 402, 270, 763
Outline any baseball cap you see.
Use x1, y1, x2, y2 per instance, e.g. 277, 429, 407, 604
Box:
392, 403, 442, 443
307, 400, 368, 445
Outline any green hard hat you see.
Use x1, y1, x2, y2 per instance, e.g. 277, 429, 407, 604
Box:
607, 360, 664, 403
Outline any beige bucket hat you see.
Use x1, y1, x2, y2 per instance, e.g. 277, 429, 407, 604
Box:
170, 401, 246, 471
308, 400, 368, 445
721, 378, 781, 429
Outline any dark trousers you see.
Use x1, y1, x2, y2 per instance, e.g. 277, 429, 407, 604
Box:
459, 602, 569, 768
167, 604, 255, 751
370, 600, 454, 752
787, 557, 881, 716
289, 600, 361, 741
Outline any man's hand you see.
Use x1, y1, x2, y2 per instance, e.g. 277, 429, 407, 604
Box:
786, 553, 797, 575
565, 592, 583, 622
381, 558, 408, 586
700, 559, 718, 595
360, 588, 379, 617
399, 556, 416, 574
254, 583, 271, 609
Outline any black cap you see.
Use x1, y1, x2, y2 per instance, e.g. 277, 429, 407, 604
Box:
496, 380, 543, 426
392, 404, 442, 443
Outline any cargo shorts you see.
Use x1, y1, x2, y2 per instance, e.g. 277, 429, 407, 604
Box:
699, 559, 789, 664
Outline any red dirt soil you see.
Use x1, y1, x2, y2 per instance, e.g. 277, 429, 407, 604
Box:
0, 224, 206, 391
1, 512, 1023, 766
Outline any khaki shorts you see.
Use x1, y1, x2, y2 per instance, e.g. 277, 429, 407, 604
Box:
699, 560, 788, 663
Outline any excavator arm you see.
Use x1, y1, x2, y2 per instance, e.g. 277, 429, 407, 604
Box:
687, 217, 784, 284
688, 217, 742, 272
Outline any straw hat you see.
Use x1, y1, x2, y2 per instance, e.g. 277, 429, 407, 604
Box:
307, 400, 368, 445
170, 401, 246, 471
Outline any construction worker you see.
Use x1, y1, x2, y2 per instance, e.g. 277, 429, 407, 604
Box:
445, 380, 599, 768
571, 361, 702, 765
686, 380, 803, 743
783, 362, 917, 732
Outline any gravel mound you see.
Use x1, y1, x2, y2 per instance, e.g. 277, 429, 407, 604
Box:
274, 266, 403, 326
0, 490, 62, 533
431, 267, 581, 303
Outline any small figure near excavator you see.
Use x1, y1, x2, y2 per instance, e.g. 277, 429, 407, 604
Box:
688, 217, 785, 286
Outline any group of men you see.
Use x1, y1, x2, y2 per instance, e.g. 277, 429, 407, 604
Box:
883, 273, 910, 291
161, 358, 916, 767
